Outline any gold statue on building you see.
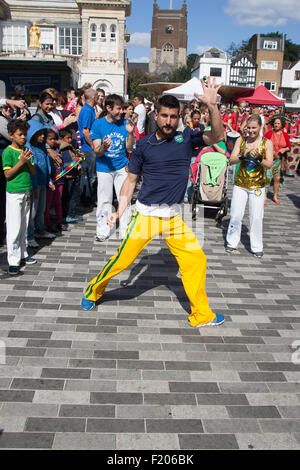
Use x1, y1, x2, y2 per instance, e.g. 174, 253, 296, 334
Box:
29, 22, 41, 48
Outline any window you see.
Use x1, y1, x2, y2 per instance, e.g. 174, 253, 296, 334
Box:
100, 24, 107, 42
210, 67, 222, 77
295, 71, 300, 80
58, 26, 82, 56
263, 40, 277, 50
40, 28, 54, 52
162, 42, 174, 64
239, 69, 248, 77
110, 24, 116, 42
109, 24, 116, 52
163, 43, 174, 52
260, 81, 276, 91
90, 24, 97, 52
1, 24, 27, 52
261, 60, 278, 70
99, 24, 107, 52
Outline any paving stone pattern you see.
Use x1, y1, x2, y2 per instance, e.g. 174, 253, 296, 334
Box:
0, 176, 300, 450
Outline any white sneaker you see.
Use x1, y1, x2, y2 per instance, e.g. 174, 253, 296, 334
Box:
27, 239, 39, 248
36, 231, 55, 239
95, 235, 109, 242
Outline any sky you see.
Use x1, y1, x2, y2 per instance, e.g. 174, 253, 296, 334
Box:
126, 0, 300, 63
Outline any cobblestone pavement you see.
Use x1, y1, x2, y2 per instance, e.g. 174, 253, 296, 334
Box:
0, 175, 299, 450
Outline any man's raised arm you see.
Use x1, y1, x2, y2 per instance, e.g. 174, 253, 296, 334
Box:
194, 77, 224, 146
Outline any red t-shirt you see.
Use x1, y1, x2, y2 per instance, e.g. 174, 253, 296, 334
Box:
220, 113, 229, 130
285, 122, 300, 138
265, 129, 291, 156
230, 112, 248, 132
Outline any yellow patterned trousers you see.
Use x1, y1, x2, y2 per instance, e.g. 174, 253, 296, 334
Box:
84, 211, 216, 326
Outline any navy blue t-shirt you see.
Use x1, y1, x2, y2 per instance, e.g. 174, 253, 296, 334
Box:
129, 126, 205, 206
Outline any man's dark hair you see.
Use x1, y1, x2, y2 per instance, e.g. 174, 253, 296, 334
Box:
155, 95, 180, 113
7, 119, 29, 135
105, 94, 124, 110
134, 94, 144, 104
59, 128, 72, 139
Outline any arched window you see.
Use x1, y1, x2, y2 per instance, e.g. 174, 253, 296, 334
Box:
90, 24, 97, 51
162, 43, 174, 65
163, 43, 173, 52
100, 24, 107, 42
110, 24, 117, 42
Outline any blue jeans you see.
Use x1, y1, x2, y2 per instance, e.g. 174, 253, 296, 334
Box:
27, 184, 47, 239
184, 155, 196, 200
80, 150, 96, 201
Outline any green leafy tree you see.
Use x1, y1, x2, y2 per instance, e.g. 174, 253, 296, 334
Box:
127, 67, 162, 100
226, 40, 249, 57
168, 53, 199, 83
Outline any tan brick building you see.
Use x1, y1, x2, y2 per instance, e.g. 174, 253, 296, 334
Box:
0, 0, 131, 96
248, 34, 285, 94
149, 0, 187, 77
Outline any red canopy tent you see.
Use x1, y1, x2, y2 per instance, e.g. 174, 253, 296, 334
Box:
235, 85, 285, 106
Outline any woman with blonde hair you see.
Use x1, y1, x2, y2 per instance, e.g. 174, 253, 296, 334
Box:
226, 114, 273, 258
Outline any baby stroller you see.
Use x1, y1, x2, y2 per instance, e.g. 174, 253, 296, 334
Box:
190, 146, 229, 223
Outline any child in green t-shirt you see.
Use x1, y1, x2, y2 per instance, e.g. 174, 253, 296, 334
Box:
2, 119, 37, 275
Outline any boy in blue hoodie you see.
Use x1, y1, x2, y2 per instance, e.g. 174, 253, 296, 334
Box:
26, 119, 56, 247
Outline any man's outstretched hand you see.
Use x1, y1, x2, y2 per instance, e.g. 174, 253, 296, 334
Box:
194, 77, 223, 107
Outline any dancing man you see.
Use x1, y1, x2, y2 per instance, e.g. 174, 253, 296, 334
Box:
81, 78, 225, 328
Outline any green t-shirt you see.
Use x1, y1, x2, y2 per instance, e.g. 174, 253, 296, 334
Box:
2, 146, 33, 193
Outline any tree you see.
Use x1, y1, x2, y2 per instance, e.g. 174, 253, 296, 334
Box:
168, 65, 191, 83
226, 40, 249, 57
167, 53, 199, 83
127, 67, 162, 100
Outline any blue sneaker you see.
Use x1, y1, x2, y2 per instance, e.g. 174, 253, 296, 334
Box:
8, 265, 20, 276
65, 216, 83, 223
81, 297, 96, 310
192, 313, 225, 328
22, 257, 37, 265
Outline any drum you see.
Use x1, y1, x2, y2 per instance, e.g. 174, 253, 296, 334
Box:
286, 138, 300, 176
226, 131, 240, 155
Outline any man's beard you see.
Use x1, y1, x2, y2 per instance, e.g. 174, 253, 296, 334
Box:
157, 124, 177, 140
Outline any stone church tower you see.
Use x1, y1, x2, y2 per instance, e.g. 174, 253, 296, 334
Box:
149, 0, 187, 77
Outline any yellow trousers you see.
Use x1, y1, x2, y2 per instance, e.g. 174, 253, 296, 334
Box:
84, 212, 216, 326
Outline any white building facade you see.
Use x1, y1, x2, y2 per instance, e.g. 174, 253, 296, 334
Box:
191, 48, 231, 86
0, 0, 131, 96
279, 60, 300, 109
